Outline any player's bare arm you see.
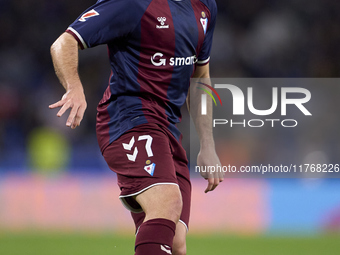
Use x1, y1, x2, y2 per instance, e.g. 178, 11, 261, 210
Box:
49, 32, 87, 129
188, 64, 224, 193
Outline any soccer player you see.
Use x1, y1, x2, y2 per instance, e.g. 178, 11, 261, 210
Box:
49, 0, 223, 254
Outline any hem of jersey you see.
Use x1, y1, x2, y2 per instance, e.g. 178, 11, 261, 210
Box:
119, 182, 179, 213
197, 57, 210, 65
100, 118, 149, 154
100, 119, 181, 154
66, 27, 88, 49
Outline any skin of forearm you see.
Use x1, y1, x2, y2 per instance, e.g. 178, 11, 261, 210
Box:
50, 33, 83, 91
188, 65, 215, 149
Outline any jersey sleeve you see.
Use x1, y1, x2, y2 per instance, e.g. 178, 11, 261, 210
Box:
66, 0, 145, 49
197, 0, 217, 66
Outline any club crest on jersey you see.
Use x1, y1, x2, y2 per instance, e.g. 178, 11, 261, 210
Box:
156, 17, 169, 29
144, 161, 156, 176
200, 12, 208, 35
79, 9, 99, 22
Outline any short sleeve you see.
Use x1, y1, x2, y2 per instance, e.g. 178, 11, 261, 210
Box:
66, 0, 147, 49
197, 0, 217, 65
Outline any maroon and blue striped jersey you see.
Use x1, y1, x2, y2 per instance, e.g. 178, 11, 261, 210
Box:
66, 0, 217, 152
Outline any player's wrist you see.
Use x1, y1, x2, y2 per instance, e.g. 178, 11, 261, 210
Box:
199, 144, 216, 155
199, 137, 215, 149
65, 80, 84, 92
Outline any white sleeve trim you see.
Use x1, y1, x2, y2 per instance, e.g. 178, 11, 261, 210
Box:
197, 57, 210, 65
67, 27, 88, 49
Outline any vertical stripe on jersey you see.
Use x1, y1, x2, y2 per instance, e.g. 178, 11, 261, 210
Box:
137, 0, 176, 124
191, 0, 209, 59
167, 0, 198, 123
166, 0, 206, 133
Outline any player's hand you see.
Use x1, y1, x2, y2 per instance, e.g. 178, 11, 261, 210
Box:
49, 86, 87, 129
197, 147, 224, 193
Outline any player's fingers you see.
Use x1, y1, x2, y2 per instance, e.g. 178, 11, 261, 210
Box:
67, 105, 80, 127
211, 182, 219, 191
71, 113, 81, 129
217, 171, 225, 182
205, 176, 221, 193
49, 100, 65, 109
204, 181, 213, 193
57, 101, 71, 117
219, 173, 225, 182
205, 178, 217, 193
71, 104, 87, 129
210, 180, 219, 192
71, 115, 81, 129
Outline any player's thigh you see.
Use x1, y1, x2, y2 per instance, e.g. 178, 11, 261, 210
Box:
173, 221, 187, 255
135, 184, 183, 223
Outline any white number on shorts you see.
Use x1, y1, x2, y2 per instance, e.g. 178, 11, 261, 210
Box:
122, 135, 153, 162
138, 135, 154, 157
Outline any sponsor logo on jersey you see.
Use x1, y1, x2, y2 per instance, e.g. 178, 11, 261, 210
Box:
79, 9, 99, 22
156, 17, 169, 29
200, 12, 208, 35
151, 52, 197, 67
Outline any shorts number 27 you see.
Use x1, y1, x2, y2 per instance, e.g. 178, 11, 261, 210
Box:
122, 135, 153, 162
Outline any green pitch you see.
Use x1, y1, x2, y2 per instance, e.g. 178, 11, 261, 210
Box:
0, 232, 339, 255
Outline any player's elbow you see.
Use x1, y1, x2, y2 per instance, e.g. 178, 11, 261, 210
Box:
50, 40, 58, 57
50, 36, 63, 57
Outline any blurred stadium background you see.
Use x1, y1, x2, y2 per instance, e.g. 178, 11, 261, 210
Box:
1, 0, 340, 254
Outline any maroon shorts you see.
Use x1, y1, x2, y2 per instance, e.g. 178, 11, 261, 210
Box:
102, 123, 191, 231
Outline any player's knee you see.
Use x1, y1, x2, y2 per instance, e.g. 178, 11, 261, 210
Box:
157, 185, 182, 220
173, 243, 186, 255
146, 185, 182, 222
136, 185, 183, 222
158, 188, 182, 223
166, 193, 183, 221
173, 224, 187, 255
